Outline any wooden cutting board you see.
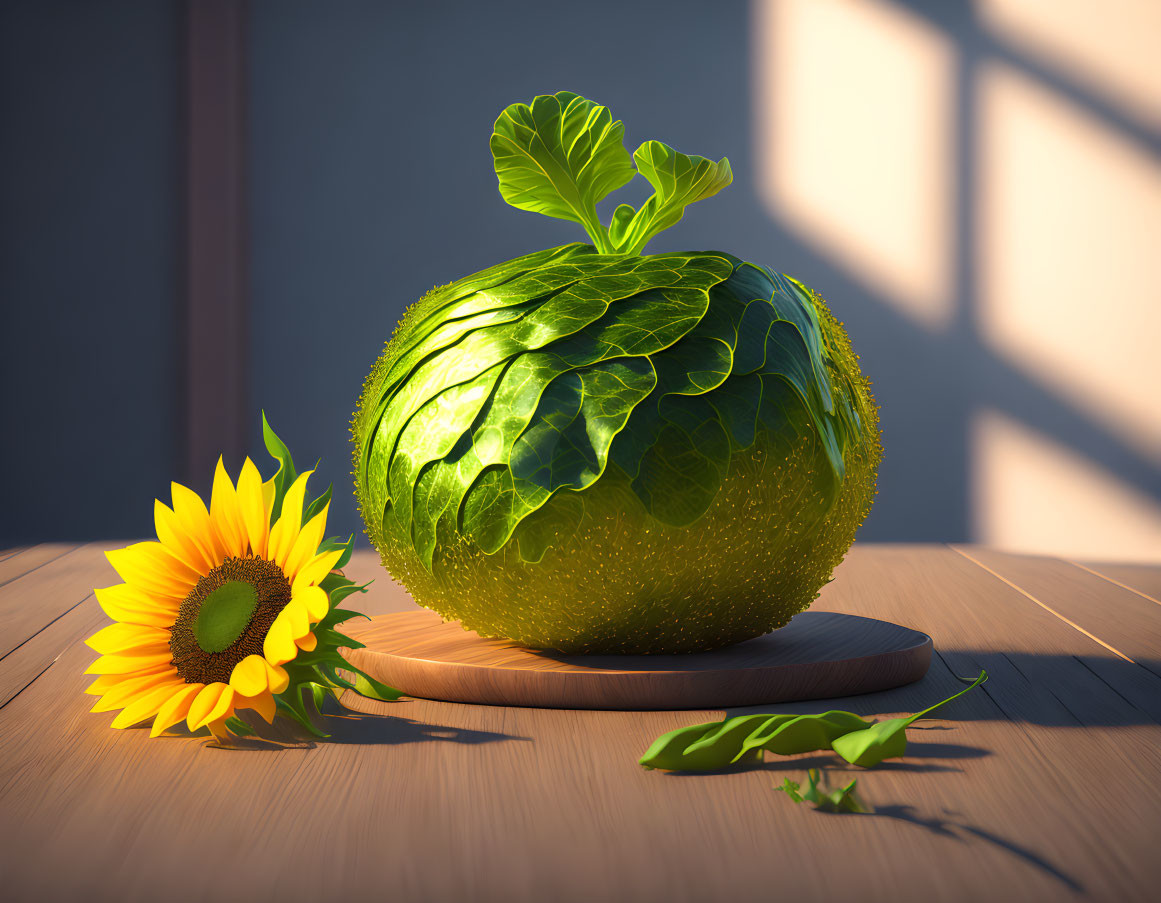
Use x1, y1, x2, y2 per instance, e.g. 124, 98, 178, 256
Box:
343, 609, 932, 710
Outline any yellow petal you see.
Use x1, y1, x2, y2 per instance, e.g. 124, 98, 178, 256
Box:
85, 650, 174, 675
90, 669, 181, 712
295, 585, 330, 622
154, 499, 213, 575
106, 542, 199, 601
169, 481, 219, 567
281, 597, 310, 638
95, 584, 178, 629
110, 682, 185, 729
185, 683, 222, 730
85, 664, 172, 696
268, 470, 314, 571
291, 549, 343, 595
263, 660, 289, 694
262, 613, 299, 666
85, 623, 170, 655
187, 683, 235, 731
199, 685, 236, 730
261, 478, 276, 526
150, 683, 203, 737
228, 654, 269, 697
209, 457, 247, 559
283, 506, 329, 583
207, 716, 234, 743
235, 689, 276, 724
237, 458, 270, 558
295, 631, 317, 652
85, 674, 123, 696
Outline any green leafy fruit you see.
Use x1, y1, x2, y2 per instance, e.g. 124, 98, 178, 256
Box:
354, 248, 879, 652
778, 770, 870, 814
351, 91, 881, 653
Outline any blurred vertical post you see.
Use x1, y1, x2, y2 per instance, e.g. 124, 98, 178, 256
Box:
183, 0, 248, 484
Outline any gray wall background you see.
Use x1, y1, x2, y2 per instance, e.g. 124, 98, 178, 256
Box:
3, 0, 1157, 550
1, 1, 179, 544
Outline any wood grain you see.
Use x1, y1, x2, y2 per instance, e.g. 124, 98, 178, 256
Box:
1074, 559, 1161, 605
951, 546, 1161, 680
0, 585, 107, 709
0, 543, 81, 588
802, 545, 1161, 898
0, 543, 117, 659
0, 544, 1158, 903
346, 610, 932, 709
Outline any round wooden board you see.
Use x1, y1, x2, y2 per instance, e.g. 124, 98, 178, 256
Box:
343, 610, 932, 710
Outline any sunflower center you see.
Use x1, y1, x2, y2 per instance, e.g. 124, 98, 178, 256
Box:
194, 581, 258, 652
169, 556, 292, 685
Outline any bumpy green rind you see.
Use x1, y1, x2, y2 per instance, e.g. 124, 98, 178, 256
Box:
352, 246, 881, 653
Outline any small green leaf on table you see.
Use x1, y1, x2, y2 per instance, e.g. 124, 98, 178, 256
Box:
778, 769, 870, 813
776, 777, 804, 803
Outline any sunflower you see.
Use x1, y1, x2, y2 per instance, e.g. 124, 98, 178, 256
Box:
85, 416, 399, 742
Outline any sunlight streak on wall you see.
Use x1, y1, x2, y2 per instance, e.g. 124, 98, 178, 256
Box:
978, 0, 1161, 127
754, 0, 954, 330
752, 0, 1161, 560
978, 63, 1161, 467
974, 410, 1161, 563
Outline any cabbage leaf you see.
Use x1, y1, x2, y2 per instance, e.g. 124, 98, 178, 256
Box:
491, 92, 634, 254
609, 141, 733, 255
357, 248, 863, 568
490, 92, 732, 256
355, 92, 866, 570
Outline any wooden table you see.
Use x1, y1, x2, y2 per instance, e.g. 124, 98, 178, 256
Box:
2, 543, 1159, 902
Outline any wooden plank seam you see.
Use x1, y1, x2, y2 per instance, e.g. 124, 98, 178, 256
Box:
0, 593, 94, 666
0, 544, 84, 590
1066, 559, 1161, 608
949, 546, 1135, 664
0, 655, 59, 711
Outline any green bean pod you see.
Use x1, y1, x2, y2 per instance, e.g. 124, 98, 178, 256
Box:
733, 710, 871, 759
639, 710, 872, 772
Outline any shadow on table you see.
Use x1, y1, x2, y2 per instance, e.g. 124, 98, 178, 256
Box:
656, 745, 1081, 892
857, 803, 1086, 894
724, 649, 1161, 727
659, 749, 981, 778
181, 697, 529, 751
320, 710, 529, 747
